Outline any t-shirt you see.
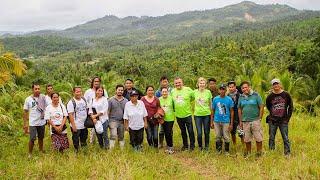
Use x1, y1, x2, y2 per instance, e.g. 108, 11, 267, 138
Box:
108, 96, 128, 121
238, 91, 263, 122
45, 95, 62, 107
44, 104, 68, 134
159, 96, 175, 121
266, 91, 293, 124
212, 96, 234, 123
171, 87, 194, 118
23, 95, 46, 126
141, 97, 160, 120
67, 97, 88, 130
123, 100, 148, 130
84, 88, 109, 103
194, 89, 212, 116
89, 96, 109, 124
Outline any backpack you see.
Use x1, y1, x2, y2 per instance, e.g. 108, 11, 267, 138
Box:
67, 97, 88, 122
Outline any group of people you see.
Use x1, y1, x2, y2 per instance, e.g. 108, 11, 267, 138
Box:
23, 76, 293, 157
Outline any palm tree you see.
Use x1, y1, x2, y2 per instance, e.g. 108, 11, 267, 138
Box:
0, 43, 26, 86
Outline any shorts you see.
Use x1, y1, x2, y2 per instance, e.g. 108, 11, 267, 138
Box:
243, 120, 263, 143
30, 125, 45, 142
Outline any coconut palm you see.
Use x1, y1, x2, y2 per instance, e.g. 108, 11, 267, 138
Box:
0, 43, 26, 86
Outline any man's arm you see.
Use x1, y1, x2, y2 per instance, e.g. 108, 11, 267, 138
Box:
23, 110, 29, 134
238, 108, 243, 129
144, 117, 148, 129
230, 108, 234, 129
124, 119, 129, 131
287, 93, 294, 122
266, 94, 272, 112
259, 104, 264, 120
68, 113, 77, 132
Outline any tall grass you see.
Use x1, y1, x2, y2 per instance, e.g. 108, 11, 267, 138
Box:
0, 113, 319, 179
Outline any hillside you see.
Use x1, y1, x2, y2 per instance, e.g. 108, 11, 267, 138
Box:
31, 1, 302, 39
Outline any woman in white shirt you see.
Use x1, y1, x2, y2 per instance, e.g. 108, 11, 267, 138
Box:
123, 90, 148, 151
89, 86, 109, 149
44, 92, 69, 152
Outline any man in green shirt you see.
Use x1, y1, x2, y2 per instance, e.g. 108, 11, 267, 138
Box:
171, 77, 195, 151
238, 81, 264, 157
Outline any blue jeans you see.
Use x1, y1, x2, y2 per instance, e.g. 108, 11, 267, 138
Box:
96, 121, 109, 149
268, 123, 290, 154
195, 115, 211, 148
177, 116, 195, 148
146, 121, 159, 148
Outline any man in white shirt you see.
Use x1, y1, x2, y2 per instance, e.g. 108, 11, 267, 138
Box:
23, 83, 46, 157
67, 86, 88, 151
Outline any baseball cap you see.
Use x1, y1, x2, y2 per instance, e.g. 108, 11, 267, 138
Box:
271, 78, 281, 85
130, 90, 139, 96
219, 83, 227, 89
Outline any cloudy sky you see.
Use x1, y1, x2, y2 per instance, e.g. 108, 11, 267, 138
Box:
0, 0, 319, 32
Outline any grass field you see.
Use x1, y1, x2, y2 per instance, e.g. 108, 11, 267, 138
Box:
0, 113, 319, 179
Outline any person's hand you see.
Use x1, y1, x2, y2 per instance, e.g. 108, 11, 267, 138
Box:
57, 125, 63, 133
228, 124, 233, 132
92, 118, 97, 124
144, 122, 148, 129
125, 125, 129, 131
210, 121, 214, 129
239, 122, 243, 130
23, 125, 29, 134
71, 124, 77, 133
53, 126, 60, 134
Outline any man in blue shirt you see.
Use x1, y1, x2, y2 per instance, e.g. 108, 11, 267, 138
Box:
211, 84, 234, 154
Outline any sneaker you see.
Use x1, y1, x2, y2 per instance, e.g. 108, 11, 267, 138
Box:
224, 152, 230, 156
168, 149, 175, 154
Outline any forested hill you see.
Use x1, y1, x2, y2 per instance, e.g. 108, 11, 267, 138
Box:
31, 1, 302, 39
1, 1, 320, 58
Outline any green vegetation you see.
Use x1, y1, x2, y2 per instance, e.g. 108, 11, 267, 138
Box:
0, 1, 319, 179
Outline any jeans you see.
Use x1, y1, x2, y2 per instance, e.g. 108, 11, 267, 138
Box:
163, 121, 174, 147
214, 122, 230, 143
72, 128, 88, 150
95, 121, 109, 149
177, 116, 195, 148
159, 124, 165, 145
146, 121, 159, 147
129, 128, 144, 149
194, 115, 211, 148
109, 120, 125, 141
269, 123, 291, 154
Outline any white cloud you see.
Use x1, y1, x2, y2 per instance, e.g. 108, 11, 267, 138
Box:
0, 0, 319, 32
